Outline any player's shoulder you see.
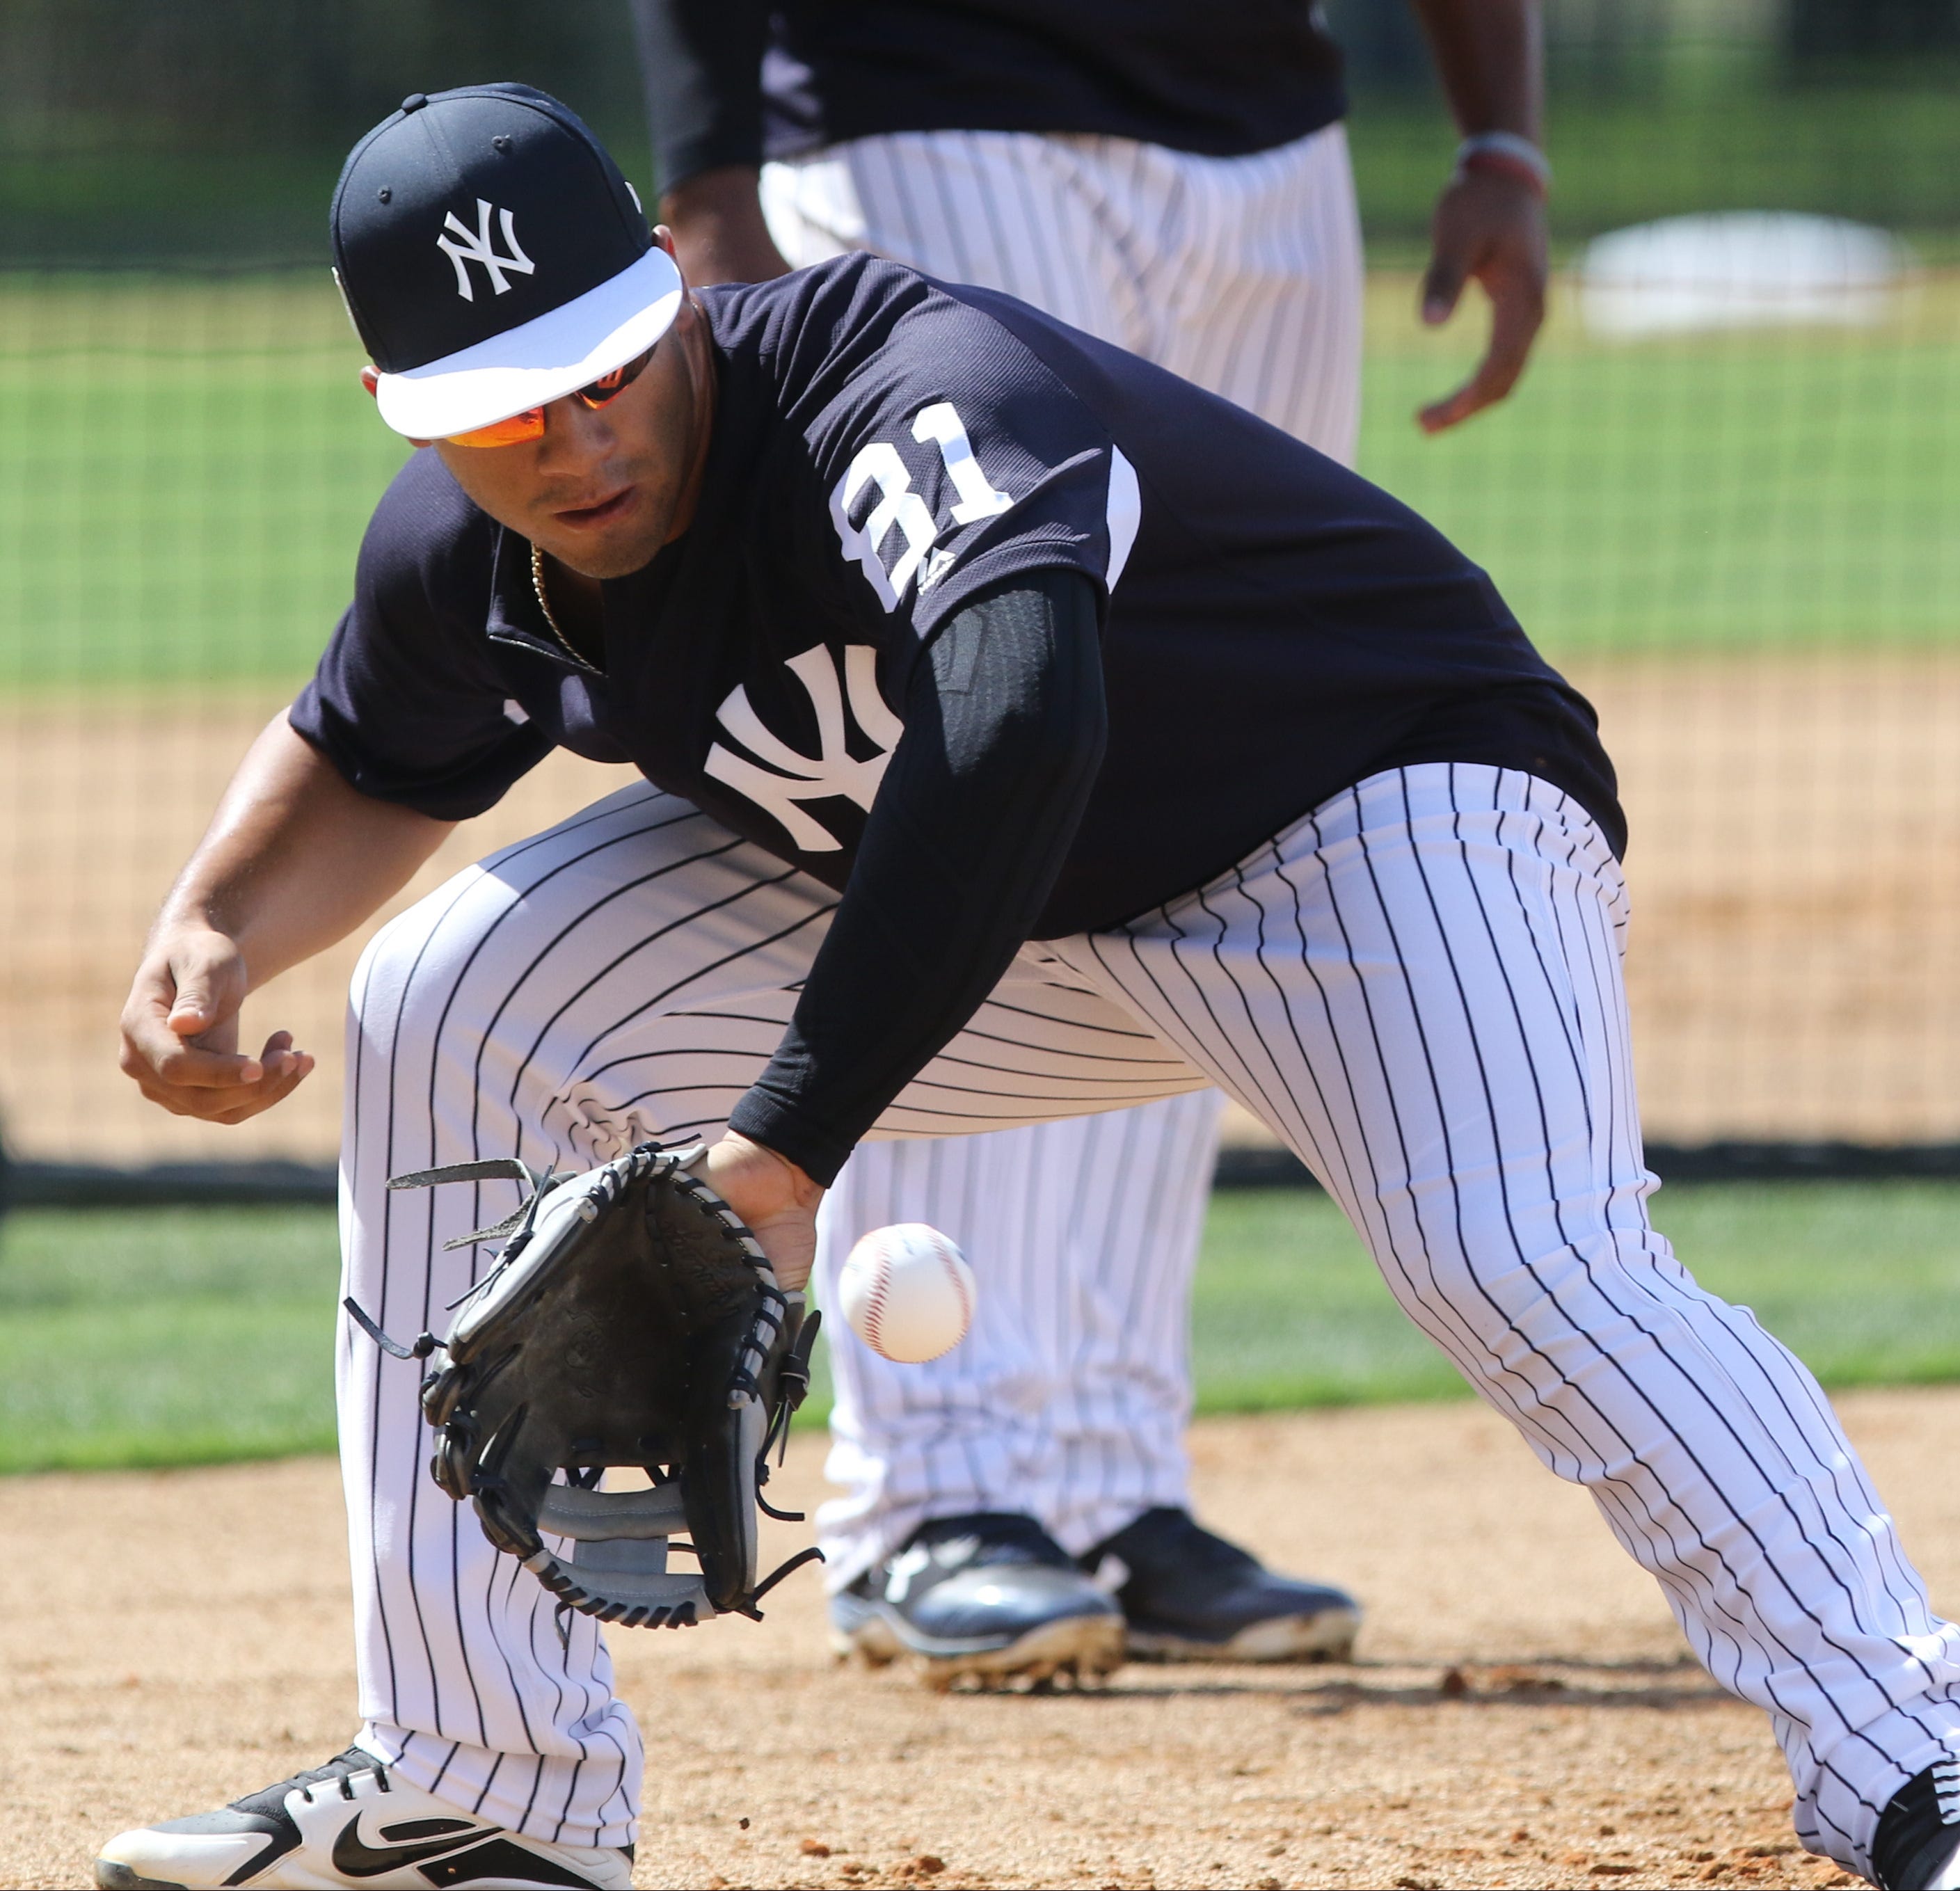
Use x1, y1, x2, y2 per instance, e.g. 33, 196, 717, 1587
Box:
354, 447, 497, 621
704, 253, 1060, 403
701, 251, 934, 349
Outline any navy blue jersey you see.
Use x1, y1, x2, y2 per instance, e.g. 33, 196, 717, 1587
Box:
294, 256, 1617, 1176
298, 254, 1616, 929
636, 0, 1346, 188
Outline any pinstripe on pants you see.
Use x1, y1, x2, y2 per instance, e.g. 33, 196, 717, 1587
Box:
762, 121, 1368, 1576
335, 787, 1209, 1848
338, 764, 1960, 1875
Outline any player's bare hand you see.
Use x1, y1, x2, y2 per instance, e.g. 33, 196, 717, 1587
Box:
692, 1131, 823, 1291
118, 925, 314, 1123
659, 168, 795, 288
1416, 169, 1547, 435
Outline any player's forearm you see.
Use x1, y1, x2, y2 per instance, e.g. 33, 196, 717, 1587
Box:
660, 166, 792, 287
1407, 0, 1543, 142
155, 714, 453, 988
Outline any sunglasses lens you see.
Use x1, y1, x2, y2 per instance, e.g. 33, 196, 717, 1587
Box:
438, 346, 653, 442
577, 346, 655, 410
447, 408, 546, 448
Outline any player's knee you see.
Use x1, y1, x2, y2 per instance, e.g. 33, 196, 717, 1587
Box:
346, 867, 510, 1034
1383, 1220, 1655, 1373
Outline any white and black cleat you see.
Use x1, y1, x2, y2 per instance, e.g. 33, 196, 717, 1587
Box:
1084, 1506, 1361, 1663
1874, 1757, 1960, 1890
94, 1747, 632, 1890
830, 1512, 1124, 1690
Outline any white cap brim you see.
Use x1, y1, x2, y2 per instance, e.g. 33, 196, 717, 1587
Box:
374, 246, 685, 440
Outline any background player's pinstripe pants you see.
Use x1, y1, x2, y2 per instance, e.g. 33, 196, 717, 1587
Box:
339, 765, 1960, 1877
761, 120, 1366, 1577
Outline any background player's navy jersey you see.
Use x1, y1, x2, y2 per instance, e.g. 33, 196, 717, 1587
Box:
296, 253, 1616, 941
638, 0, 1346, 189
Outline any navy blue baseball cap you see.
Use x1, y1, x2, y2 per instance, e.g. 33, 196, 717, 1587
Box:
330, 83, 682, 440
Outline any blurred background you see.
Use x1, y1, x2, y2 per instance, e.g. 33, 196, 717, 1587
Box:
6, 0, 1960, 1177
2, 1, 1959, 1465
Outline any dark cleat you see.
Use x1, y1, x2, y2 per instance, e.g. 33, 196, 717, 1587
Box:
1084, 1506, 1361, 1662
1874, 1759, 1960, 1890
831, 1511, 1125, 1689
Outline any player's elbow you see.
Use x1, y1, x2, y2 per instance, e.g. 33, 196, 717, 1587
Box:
1022, 683, 1106, 822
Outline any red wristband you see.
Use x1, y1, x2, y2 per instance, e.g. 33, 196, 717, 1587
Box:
1454, 132, 1551, 200
1459, 149, 1548, 199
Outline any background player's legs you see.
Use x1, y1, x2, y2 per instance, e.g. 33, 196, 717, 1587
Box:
814, 1099, 1217, 1587
760, 123, 1362, 464
334, 784, 1208, 1835
767, 122, 1363, 1618
1047, 761, 1960, 1880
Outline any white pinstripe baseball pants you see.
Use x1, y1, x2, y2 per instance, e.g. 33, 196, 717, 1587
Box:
763, 121, 1366, 1574
337, 763, 1960, 1875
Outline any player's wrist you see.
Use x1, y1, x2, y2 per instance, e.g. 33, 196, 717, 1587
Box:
1452, 131, 1550, 200
144, 909, 239, 973
712, 1129, 822, 1206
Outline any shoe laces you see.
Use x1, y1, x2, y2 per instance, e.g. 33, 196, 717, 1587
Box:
234, 1748, 390, 1817
904, 1512, 1074, 1572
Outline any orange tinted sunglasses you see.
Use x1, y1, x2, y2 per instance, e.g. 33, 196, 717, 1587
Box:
445, 344, 658, 447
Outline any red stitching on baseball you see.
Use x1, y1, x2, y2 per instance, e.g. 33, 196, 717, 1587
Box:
861, 1237, 892, 1355
937, 1233, 971, 1334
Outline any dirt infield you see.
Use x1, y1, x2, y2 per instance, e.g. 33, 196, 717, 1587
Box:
13, 1389, 1960, 1889
8, 652, 1960, 1164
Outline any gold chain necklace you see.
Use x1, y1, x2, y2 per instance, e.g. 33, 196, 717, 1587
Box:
529, 541, 599, 673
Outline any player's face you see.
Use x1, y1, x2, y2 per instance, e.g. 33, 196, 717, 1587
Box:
427, 293, 716, 582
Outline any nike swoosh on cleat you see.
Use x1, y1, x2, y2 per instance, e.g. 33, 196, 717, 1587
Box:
330, 1814, 484, 1878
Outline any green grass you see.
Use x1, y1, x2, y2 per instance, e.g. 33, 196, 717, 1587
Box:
1355, 276, 1960, 662
1190, 1181, 1960, 1411
0, 274, 407, 689
9, 1183, 1960, 1475
1, 269, 1956, 690
0, 1207, 346, 1472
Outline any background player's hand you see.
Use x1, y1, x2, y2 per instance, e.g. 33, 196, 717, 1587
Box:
659, 166, 794, 289
1415, 168, 1548, 435
118, 923, 313, 1123
693, 1131, 823, 1291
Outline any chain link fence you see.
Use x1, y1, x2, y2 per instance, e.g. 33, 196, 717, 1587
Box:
3, 1, 1957, 1186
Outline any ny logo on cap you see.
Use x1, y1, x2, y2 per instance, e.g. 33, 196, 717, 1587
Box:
436, 199, 536, 301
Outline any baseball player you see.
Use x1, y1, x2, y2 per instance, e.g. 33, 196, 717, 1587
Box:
102, 86, 1960, 1891
633, 0, 1554, 1679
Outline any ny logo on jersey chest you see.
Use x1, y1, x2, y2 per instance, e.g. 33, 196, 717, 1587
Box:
703, 646, 903, 852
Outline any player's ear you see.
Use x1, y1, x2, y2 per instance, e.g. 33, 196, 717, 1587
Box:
651, 223, 685, 289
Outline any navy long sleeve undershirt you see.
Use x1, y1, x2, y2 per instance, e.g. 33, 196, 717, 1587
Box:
726, 570, 1106, 1185
631, 0, 1346, 191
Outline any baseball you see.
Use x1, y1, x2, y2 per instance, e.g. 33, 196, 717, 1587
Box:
836, 1224, 975, 1363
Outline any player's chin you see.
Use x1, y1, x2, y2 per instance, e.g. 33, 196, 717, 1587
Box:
539, 492, 668, 579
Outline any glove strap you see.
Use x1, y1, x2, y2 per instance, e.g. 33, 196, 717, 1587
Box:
342, 1296, 437, 1362
387, 1156, 551, 1192
387, 1156, 566, 1251
738, 1546, 827, 1619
